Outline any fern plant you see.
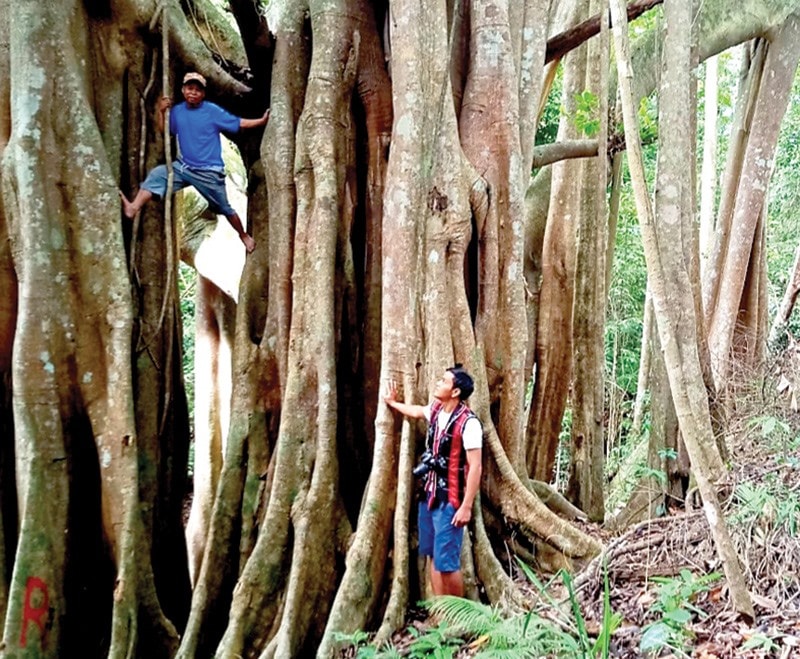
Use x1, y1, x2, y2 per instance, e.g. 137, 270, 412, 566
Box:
425, 596, 582, 658
405, 622, 462, 659
330, 630, 401, 659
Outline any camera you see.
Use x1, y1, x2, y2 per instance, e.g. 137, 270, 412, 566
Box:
412, 450, 447, 478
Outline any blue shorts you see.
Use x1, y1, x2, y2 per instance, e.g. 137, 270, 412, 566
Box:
418, 501, 464, 573
141, 161, 236, 216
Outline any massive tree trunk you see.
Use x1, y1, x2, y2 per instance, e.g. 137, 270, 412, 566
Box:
460, 0, 530, 473
322, 4, 468, 650
2, 1, 184, 655
0, 0, 15, 632
193, 4, 358, 657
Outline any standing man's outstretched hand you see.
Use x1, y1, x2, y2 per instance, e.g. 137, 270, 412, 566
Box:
383, 381, 426, 419
383, 380, 398, 405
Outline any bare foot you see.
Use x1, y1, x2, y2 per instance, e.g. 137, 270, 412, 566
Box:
119, 190, 138, 219
241, 233, 256, 254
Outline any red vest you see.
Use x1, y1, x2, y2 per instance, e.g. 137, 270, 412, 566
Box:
425, 401, 478, 509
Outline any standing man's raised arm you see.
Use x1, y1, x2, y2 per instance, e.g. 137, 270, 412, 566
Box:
383, 381, 426, 419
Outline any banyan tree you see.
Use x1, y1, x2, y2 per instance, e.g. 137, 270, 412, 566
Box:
0, 0, 798, 656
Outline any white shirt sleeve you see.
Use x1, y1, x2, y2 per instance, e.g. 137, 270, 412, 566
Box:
422, 404, 432, 422
462, 417, 483, 450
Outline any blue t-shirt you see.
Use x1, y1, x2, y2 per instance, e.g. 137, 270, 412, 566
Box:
170, 101, 241, 170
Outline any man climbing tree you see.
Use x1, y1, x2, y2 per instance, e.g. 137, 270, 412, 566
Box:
120, 71, 269, 253
384, 365, 483, 597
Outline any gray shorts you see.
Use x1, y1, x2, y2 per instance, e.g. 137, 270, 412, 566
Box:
141, 161, 236, 217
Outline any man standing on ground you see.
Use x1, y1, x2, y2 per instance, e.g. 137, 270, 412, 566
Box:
120, 72, 268, 253
384, 364, 483, 597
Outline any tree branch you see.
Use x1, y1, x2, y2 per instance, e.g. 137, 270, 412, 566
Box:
532, 139, 598, 168
546, 0, 663, 64
164, 2, 251, 97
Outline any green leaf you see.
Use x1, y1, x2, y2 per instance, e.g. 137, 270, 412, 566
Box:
594, 556, 621, 659
425, 596, 501, 636
571, 89, 600, 137
663, 608, 692, 625
640, 622, 672, 652
741, 632, 779, 651
657, 447, 678, 460
561, 570, 592, 653
515, 558, 562, 610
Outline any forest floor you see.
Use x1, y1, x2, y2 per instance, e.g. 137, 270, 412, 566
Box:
359, 392, 800, 658
573, 405, 800, 659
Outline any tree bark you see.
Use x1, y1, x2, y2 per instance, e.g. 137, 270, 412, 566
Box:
733, 204, 768, 374
519, 0, 551, 171
605, 149, 622, 309
609, 0, 753, 618
523, 167, 552, 381
629, 291, 652, 443
216, 2, 358, 656
699, 55, 719, 270
702, 42, 766, 320
3, 1, 181, 655
706, 15, 800, 389
769, 243, 800, 347
527, 8, 585, 480
532, 139, 599, 168
0, 0, 14, 630
352, 0, 393, 483
184, 276, 235, 584
568, 0, 609, 521
461, 0, 528, 472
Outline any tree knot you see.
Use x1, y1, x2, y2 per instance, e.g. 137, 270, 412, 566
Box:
428, 186, 449, 213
